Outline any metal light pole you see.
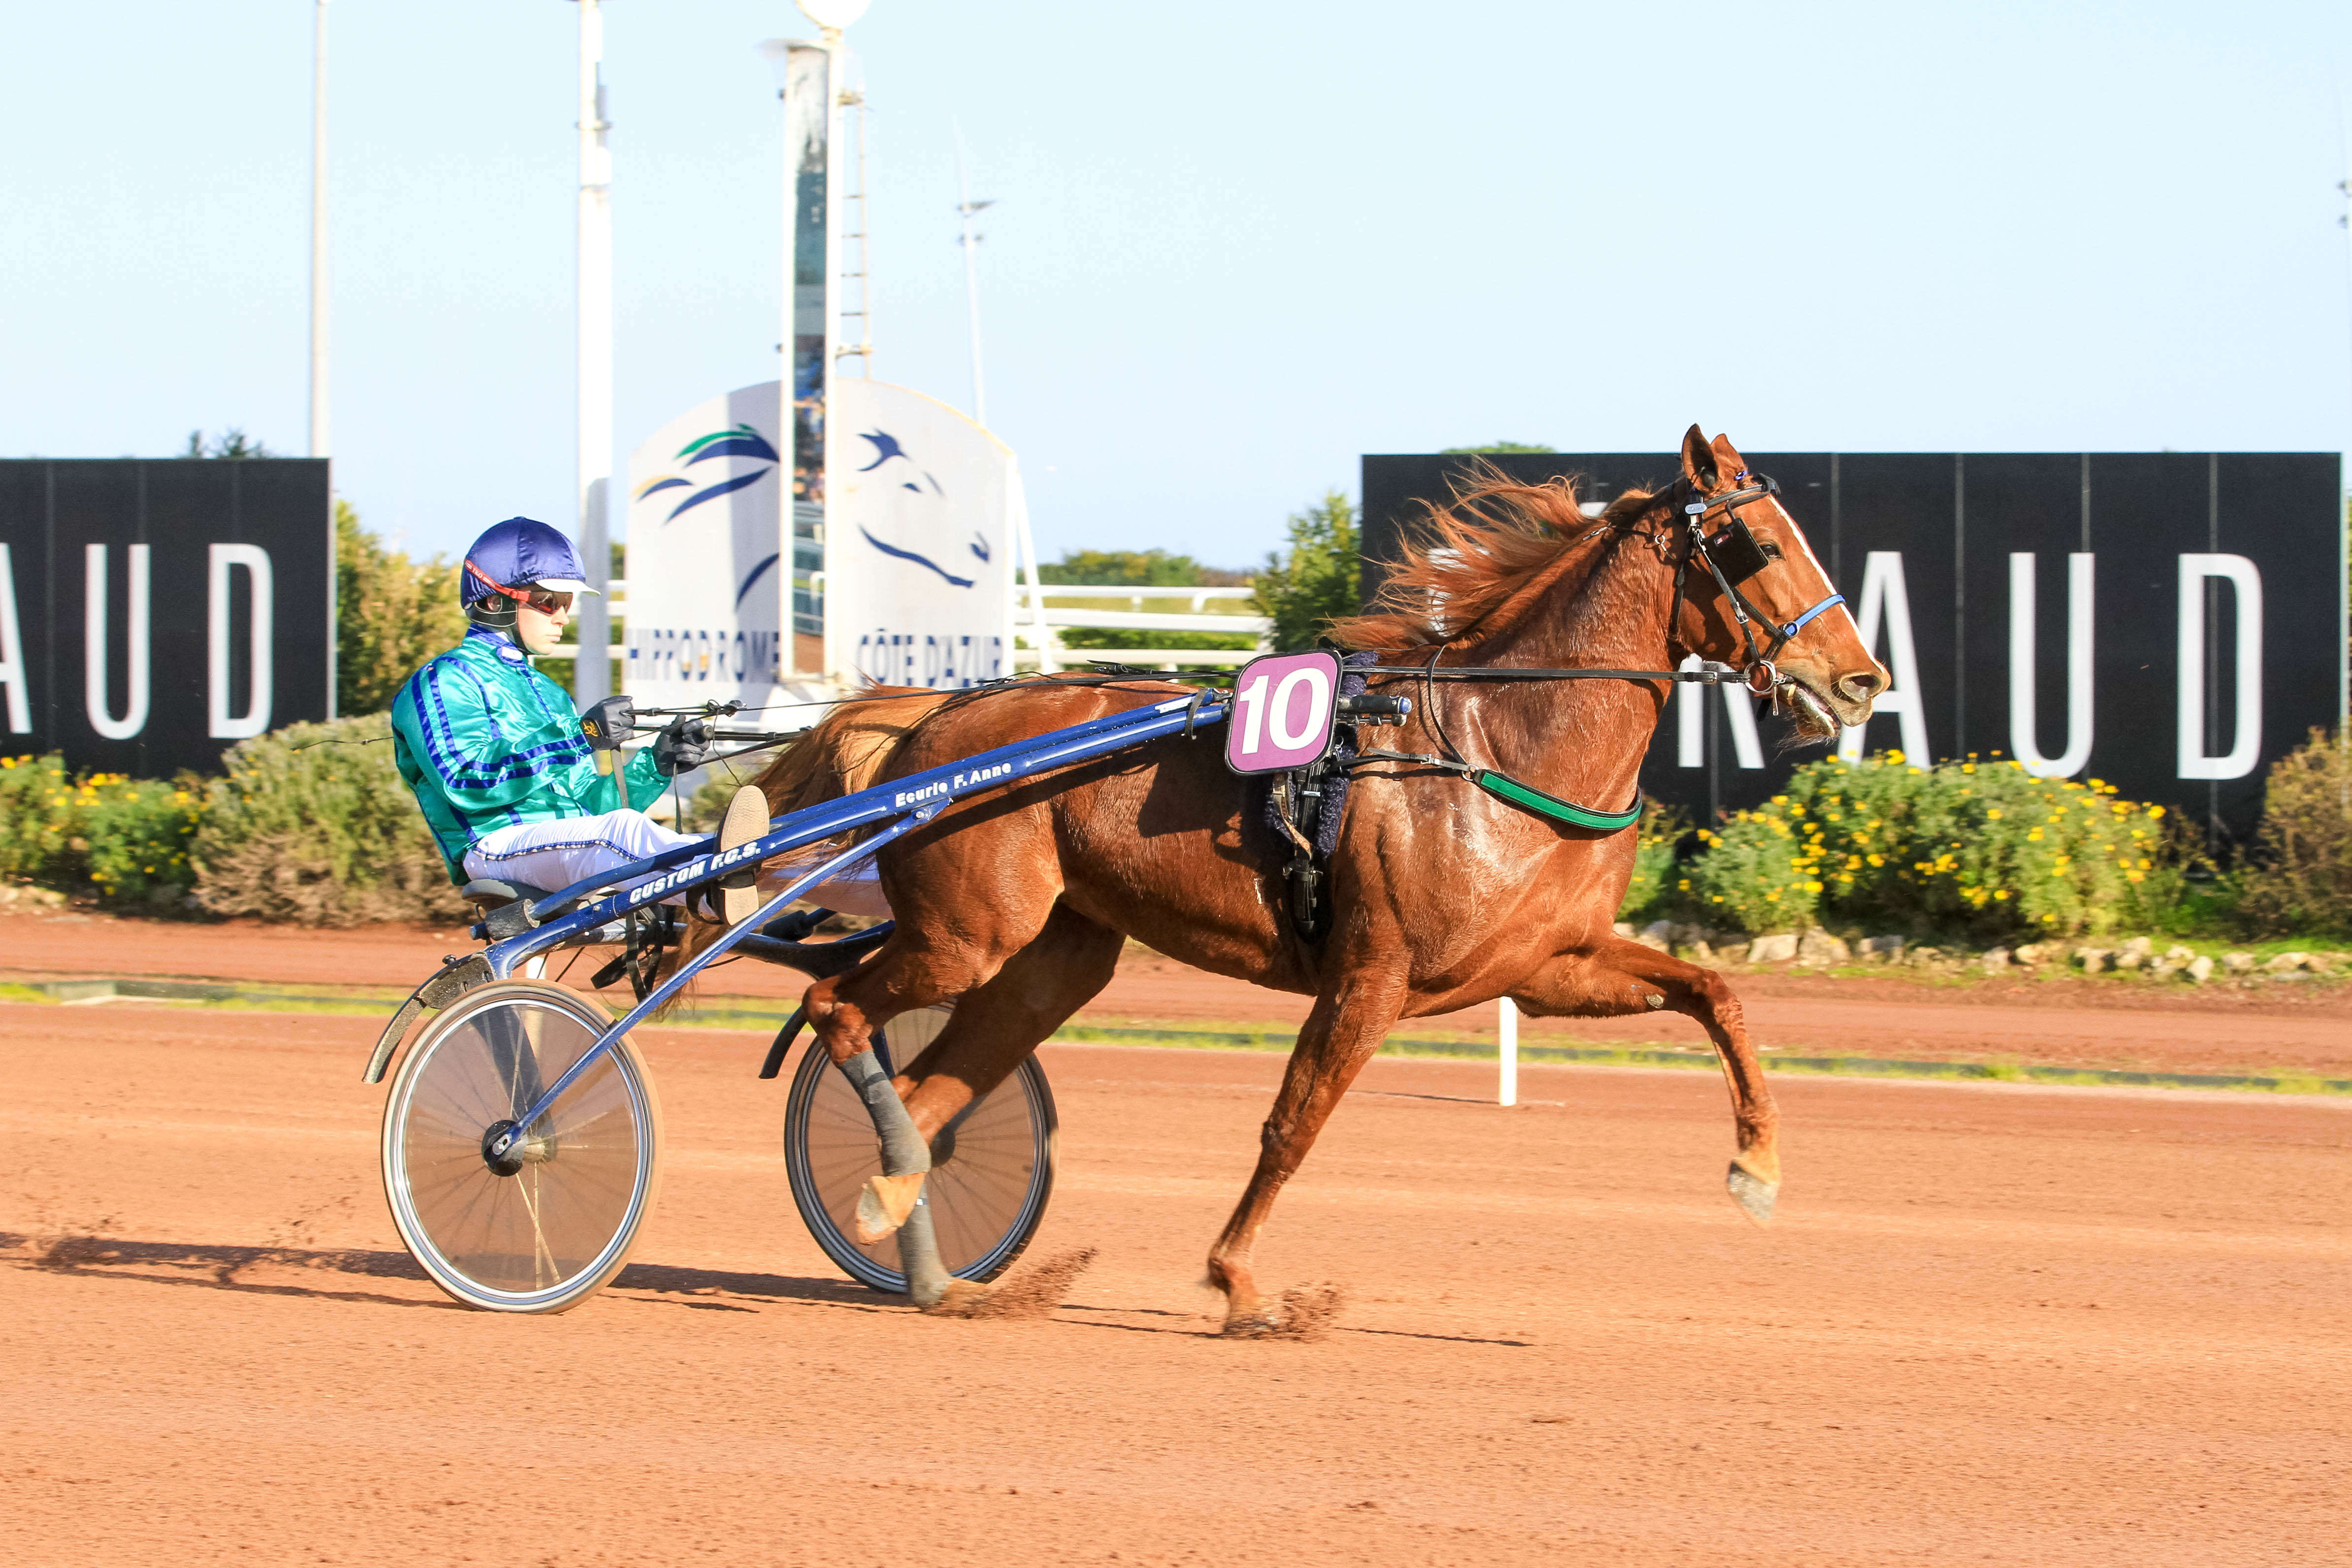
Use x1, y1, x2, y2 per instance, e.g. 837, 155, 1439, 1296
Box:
572, 0, 614, 704
956, 139, 993, 428
308, 0, 329, 458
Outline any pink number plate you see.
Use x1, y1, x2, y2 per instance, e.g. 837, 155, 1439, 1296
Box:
1223, 650, 1342, 775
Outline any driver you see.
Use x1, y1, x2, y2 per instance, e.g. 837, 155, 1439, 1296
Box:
390, 516, 765, 906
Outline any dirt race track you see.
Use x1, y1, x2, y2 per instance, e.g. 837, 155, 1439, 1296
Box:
5, 987, 2351, 1567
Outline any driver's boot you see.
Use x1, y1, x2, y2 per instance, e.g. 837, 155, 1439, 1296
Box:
718, 785, 770, 927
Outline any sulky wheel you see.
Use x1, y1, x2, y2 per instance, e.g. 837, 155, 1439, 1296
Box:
380, 980, 663, 1313
784, 1003, 1057, 1294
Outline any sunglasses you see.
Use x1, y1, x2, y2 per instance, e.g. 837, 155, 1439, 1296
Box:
519, 590, 574, 615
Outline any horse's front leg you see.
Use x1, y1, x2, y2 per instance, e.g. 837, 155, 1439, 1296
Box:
1206, 954, 1409, 1336
1514, 935, 1780, 1222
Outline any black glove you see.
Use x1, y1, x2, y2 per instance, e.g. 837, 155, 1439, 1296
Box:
652, 715, 714, 777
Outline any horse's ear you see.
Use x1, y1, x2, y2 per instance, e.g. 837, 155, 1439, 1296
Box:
1679, 425, 1720, 490
1709, 431, 1748, 475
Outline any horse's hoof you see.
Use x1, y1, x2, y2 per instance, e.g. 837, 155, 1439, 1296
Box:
1726, 1161, 1778, 1225
917, 1278, 993, 1316
916, 1248, 1097, 1321
855, 1172, 926, 1243
1221, 1283, 1343, 1342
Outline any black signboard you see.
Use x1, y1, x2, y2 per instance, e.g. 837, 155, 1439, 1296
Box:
1361, 451, 2344, 840
0, 459, 333, 775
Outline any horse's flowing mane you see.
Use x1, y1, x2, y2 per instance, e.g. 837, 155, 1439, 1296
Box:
1323, 470, 1664, 652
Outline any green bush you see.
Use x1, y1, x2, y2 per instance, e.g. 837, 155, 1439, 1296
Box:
1684, 751, 2177, 940
2236, 728, 2352, 936
190, 714, 468, 927
1615, 799, 1688, 924
0, 755, 204, 905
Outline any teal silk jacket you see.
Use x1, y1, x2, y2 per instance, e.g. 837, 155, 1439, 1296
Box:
391, 626, 667, 881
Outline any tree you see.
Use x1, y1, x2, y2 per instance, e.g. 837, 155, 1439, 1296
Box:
1038, 547, 1205, 586
183, 428, 274, 458
1253, 490, 1361, 652
1439, 440, 1555, 454
335, 500, 467, 715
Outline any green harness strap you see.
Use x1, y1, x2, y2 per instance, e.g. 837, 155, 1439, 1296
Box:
1469, 769, 1643, 833
1349, 749, 1643, 833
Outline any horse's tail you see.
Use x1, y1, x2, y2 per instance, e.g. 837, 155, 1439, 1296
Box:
650, 686, 954, 1006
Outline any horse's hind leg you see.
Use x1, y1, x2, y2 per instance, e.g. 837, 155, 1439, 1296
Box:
800, 838, 1066, 1278
1514, 936, 1780, 1221
883, 902, 1124, 1312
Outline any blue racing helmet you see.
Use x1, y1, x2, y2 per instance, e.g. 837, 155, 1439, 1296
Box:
459, 516, 598, 607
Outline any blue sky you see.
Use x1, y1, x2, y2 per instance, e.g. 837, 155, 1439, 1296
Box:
7, 1, 2352, 569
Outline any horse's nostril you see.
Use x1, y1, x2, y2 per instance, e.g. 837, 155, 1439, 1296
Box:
1835, 670, 1887, 704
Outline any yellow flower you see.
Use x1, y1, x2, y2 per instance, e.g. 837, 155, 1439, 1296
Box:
1986, 809, 2002, 819
2027, 828, 2044, 841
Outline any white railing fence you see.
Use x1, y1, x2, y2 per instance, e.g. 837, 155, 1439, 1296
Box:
1015, 581, 1267, 672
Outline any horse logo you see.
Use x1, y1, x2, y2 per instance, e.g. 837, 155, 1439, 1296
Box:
853, 427, 987, 589
634, 423, 781, 524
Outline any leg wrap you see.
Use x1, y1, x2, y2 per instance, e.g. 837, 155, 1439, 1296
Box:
838, 1048, 930, 1177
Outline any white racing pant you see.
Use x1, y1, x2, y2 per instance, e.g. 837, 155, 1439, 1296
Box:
463, 810, 697, 900
464, 808, 897, 918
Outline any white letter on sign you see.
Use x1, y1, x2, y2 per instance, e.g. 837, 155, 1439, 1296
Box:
85, 543, 151, 741
1837, 551, 1931, 766
0, 544, 29, 734
2177, 553, 2262, 780
2008, 552, 2094, 779
208, 543, 274, 739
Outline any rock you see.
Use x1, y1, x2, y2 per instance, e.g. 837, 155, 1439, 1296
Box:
2073, 948, 2113, 974
1909, 945, 1944, 965
1795, 928, 1851, 965
2163, 945, 2197, 964
2121, 936, 2155, 957
2186, 955, 2215, 984
1747, 932, 1800, 964
2263, 952, 2308, 974
2222, 951, 2257, 975
2146, 958, 2177, 979
1981, 947, 2013, 972
2114, 949, 2146, 971
1612, 922, 1636, 938
1716, 942, 1750, 965
1685, 940, 1716, 965
1858, 934, 1906, 961
2303, 951, 2342, 973
1635, 919, 1674, 952
2012, 943, 2048, 967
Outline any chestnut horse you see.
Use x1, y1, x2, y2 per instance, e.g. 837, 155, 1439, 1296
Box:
739, 427, 1885, 1333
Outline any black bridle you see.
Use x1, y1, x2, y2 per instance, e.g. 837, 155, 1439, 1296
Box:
1664, 468, 1847, 695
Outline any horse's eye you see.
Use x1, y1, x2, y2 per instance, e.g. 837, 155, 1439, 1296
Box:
1760, 540, 1784, 562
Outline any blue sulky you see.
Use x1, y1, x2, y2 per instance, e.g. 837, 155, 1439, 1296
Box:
366, 688, 1228, 1315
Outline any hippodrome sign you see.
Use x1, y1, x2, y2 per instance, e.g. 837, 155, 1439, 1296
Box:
1362, 451, 2344, 840
1224, 650, 1341, 774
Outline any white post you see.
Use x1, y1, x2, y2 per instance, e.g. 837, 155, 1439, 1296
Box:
956, 137, 994, 428
572, 0, 613, 705
1497, 996, 1518, 1108
308, 0, 329, 458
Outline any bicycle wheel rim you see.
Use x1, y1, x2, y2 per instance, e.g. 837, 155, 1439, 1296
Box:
785, 1009, 1056, 1293
383, 985, 659, 1312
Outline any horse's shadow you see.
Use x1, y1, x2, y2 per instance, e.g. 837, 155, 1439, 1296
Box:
0, 1230, 886, 1314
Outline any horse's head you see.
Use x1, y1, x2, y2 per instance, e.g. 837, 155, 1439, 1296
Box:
1666, 425, 1886, 741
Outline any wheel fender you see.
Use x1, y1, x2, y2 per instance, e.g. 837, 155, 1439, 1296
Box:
363, 954, 495, 1084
